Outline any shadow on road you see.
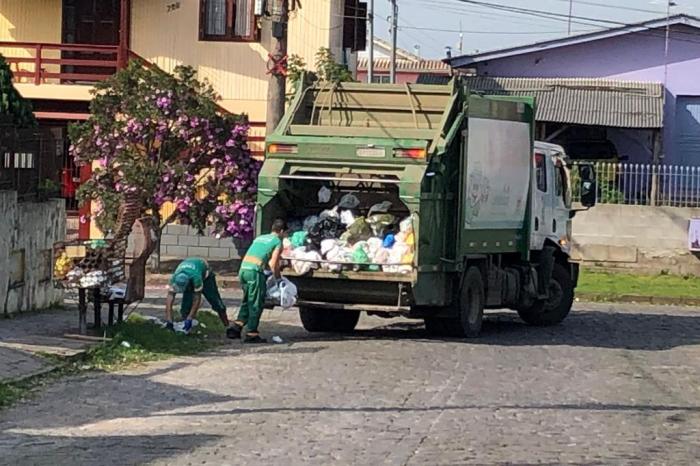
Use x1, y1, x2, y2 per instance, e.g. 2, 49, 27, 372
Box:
258, 308, 700, 352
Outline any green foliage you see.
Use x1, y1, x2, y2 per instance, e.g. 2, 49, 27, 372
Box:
571, 164, 625, 204
287, 48, 354, 97
0, 55, 36, 128
315, 47, 354, 83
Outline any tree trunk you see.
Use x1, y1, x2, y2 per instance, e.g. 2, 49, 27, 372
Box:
150, 214, 163, 274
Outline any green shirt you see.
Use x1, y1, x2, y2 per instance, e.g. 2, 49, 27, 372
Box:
240, 233, 282, 272
169, 258, 210, 293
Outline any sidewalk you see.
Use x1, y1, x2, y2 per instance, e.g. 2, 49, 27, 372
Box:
0, 308, 103, 384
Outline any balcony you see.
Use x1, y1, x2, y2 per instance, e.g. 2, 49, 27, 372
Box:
0, 41, 125, 119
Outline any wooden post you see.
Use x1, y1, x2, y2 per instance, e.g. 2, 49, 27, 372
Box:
266, 0, 289, 134
117, 0, 131, 69
34, 44, 42, 85
78, 288, 87, 335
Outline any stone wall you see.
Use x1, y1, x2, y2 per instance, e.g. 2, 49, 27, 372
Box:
159, 224, 249, 264
572, 204, 700, 275
0, 191, 65, 316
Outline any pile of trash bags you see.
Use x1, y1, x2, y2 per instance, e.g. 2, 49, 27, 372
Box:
283, 192, 415, 275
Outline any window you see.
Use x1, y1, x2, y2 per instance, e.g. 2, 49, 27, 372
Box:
371, 74, 391, 84
3, 152, 35, 169
535, 152, 547, 192
199, 0, 259, 42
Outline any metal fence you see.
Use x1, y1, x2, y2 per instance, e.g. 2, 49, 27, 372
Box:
570, 161, 700, 208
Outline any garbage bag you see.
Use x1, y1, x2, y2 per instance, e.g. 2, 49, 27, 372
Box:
368, 201, 392, 216
367, 237, 383, 257
321, 238, 339, 257
340, 217, 371, 244
367, 213, 396, 236
290, 231, 308, 248
340, 210, 356, 226
308, 217, 346, 247
319, 206, 340, 220
318, 186, 332, 204
383, 233, 396, 249
399, 217, 413, 233
338, 193, 360, 209
267, 277, 298, 309
303, 215, 320, 231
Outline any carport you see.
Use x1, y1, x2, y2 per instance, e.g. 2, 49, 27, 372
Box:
461, 77, 665, 165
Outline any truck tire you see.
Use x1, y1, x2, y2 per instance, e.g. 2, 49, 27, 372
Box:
299, 307, 360, 333
517, 262, 574, 326
459, 266, 485, 338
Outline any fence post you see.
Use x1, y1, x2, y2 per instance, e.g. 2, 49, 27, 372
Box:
33, 44, 42, 85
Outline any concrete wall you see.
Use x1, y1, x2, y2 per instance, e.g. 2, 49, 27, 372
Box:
0, 191, 65, 316
160, 224, 249, 264
572, 204, 700, 275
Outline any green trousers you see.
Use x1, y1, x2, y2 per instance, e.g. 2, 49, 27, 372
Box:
180, 273, 227, 320
237, 269, 267, 332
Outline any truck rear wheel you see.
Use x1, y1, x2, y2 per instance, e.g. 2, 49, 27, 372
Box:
299, 307, 360, 333
518, 262, 574, 326
459, 266, 485, 338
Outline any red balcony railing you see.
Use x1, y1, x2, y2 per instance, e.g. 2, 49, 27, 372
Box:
0, 41, 119, 85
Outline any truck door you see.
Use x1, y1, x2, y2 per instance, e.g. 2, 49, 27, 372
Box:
550, 157, 571, 243
531, 150, 548, 250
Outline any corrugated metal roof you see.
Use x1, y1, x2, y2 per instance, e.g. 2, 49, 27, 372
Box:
357, 57, 451, 74
462, 77, 664, 128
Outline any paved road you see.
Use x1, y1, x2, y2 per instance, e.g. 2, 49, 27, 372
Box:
1, 297, 700, 465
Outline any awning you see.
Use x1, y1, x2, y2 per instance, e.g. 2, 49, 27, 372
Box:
462, 77, 664, 129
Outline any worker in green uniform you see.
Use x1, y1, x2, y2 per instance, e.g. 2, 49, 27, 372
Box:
164, 257, 231, 334
227, 218, 288, 344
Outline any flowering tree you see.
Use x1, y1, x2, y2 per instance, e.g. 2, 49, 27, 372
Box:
70, 62, 260, 261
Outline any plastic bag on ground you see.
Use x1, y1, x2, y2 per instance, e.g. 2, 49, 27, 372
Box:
368, 201, 392, 216
318, 186, 332, 204
338, 193, 360, 209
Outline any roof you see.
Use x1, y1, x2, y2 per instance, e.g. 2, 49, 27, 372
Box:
357, 57, 451, 74
462, 77, 664, 128
448, 14, 700, 68
369, 37, 423, 62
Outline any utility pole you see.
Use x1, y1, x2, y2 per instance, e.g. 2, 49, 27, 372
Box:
368, 0, 375, 83
266, 0, 289, 134
567, 0, 573, 35
390, 0, 398, 84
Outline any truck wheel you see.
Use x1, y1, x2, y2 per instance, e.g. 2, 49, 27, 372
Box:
518, 262, 574, 326
459, 266, 485, 338
299, 307, 360, 333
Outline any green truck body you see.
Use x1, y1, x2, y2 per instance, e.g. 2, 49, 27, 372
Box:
257, 78, 594, 336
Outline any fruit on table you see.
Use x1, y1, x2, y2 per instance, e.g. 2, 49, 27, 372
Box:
54, 252, 73, 279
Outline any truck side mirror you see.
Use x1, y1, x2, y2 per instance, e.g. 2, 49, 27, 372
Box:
579, 164, 597, 208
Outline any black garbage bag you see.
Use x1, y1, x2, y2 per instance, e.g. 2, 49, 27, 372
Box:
307, 217, 347, 250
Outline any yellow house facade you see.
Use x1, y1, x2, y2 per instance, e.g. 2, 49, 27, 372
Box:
0, 0, 364, 238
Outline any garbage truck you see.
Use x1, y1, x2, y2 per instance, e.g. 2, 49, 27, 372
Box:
257, 77, 596, 337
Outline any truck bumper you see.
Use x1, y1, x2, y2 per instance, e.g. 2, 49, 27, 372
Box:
571, 262, 580, 288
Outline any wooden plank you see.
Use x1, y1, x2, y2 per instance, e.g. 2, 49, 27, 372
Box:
34, 111, 91, 120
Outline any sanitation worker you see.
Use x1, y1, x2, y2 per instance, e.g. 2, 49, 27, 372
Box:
227, 218, 288, 344
164, 257, 231, 334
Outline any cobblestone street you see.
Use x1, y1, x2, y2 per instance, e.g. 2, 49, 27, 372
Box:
1, 297, 700, 465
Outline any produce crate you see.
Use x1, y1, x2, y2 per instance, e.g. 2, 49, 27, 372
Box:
53, 239, 126, 289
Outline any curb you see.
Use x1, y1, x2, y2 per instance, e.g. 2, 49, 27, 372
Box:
577, 293, 700, 307
146, 274, 240, 288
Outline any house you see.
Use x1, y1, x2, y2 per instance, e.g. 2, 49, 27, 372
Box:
447, 14, 700, 167
357, 38, 451, 84
0, 0, 366, 238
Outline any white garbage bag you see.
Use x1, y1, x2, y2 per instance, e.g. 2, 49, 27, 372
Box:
266, 277, 298, 309
318, 186, 332, 204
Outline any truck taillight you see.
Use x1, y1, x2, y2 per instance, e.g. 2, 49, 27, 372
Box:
394, 148, 426, 159
268, 144, 298, 154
